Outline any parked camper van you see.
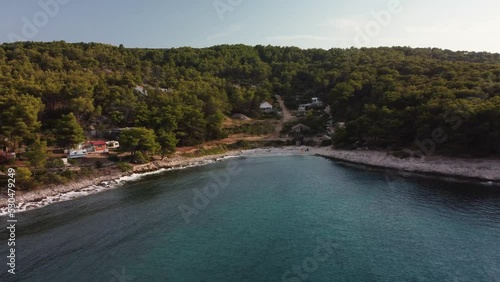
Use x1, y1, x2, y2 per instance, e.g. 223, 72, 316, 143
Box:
68, 150, 88, 159
106, 141, 120, 150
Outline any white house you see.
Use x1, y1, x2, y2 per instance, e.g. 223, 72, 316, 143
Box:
311, 97, 323, 107
298, 104, 311, 112
260, 102, 274, 113
159, 88, 174, 93
298, 98, 323, 111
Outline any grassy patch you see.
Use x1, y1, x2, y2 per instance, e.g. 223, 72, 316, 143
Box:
225, 121, 275, 136
182, 146, 229, 158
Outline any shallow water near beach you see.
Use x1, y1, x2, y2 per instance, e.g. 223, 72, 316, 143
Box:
1, 155, 500, 281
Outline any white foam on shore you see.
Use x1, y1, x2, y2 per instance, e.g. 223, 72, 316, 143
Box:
0, 154, 240, 216
0, 185, 108, 216
117, 168, 168, 183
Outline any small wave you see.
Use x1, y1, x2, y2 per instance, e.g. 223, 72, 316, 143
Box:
117, 168, 169, 184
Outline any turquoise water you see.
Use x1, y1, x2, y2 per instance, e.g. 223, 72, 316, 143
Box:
2, 155, 500, 281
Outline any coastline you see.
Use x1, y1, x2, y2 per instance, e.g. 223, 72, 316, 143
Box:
1, 147, 499, 215
242, 147, 500, 183
312, 148, 500, 184
0, 151, 244, 216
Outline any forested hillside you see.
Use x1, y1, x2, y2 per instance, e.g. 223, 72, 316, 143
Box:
1, 41, 499, 156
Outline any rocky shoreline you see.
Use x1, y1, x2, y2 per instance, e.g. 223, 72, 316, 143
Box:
312, 148, 500, 183
0, 151, 243, 215
1, 147, 499, 215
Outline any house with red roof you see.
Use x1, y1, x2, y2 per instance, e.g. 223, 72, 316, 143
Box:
83, 141, 108, 154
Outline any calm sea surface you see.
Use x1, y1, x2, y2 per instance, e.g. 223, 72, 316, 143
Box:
1, 155, 500, 281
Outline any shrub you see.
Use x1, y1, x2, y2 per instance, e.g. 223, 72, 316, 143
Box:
226, 122, 275, 136
320, 139, 333, 147
182, 146, 227, 158
45, 173, 65, 185
80, 167, 95, 177
61, 170, 76, 180
228, 140, 251, 150
117, 162, 133, 172
303, 139, 317, 147
16, 167, 32, 180
131, 151, 148, 164
47, 159, 65, 169
16, 167, 34, 190
95, 160, 104, 169
108, 154, 120, 162
262, 140, 286, 147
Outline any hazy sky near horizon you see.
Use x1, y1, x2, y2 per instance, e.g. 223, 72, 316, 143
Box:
1, 0, 499, 53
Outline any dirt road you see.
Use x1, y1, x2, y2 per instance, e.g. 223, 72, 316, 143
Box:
269, 96, 295, 139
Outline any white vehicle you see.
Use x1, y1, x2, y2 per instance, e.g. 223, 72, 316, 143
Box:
106, 141, 120, 150
67, 150, 88, 159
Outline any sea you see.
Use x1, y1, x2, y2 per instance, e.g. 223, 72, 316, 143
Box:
1, 155, 500, 281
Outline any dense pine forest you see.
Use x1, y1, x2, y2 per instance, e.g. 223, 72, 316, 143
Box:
1, 41, 499, 158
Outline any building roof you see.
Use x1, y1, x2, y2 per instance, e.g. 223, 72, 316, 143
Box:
89, 141, 107, 146
260, 102, 273, 109
134, 85, 148, 95
292, 124, 311, 131
232, 113, 252, 121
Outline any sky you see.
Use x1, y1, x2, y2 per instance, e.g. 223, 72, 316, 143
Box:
1, 0, 499, 53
